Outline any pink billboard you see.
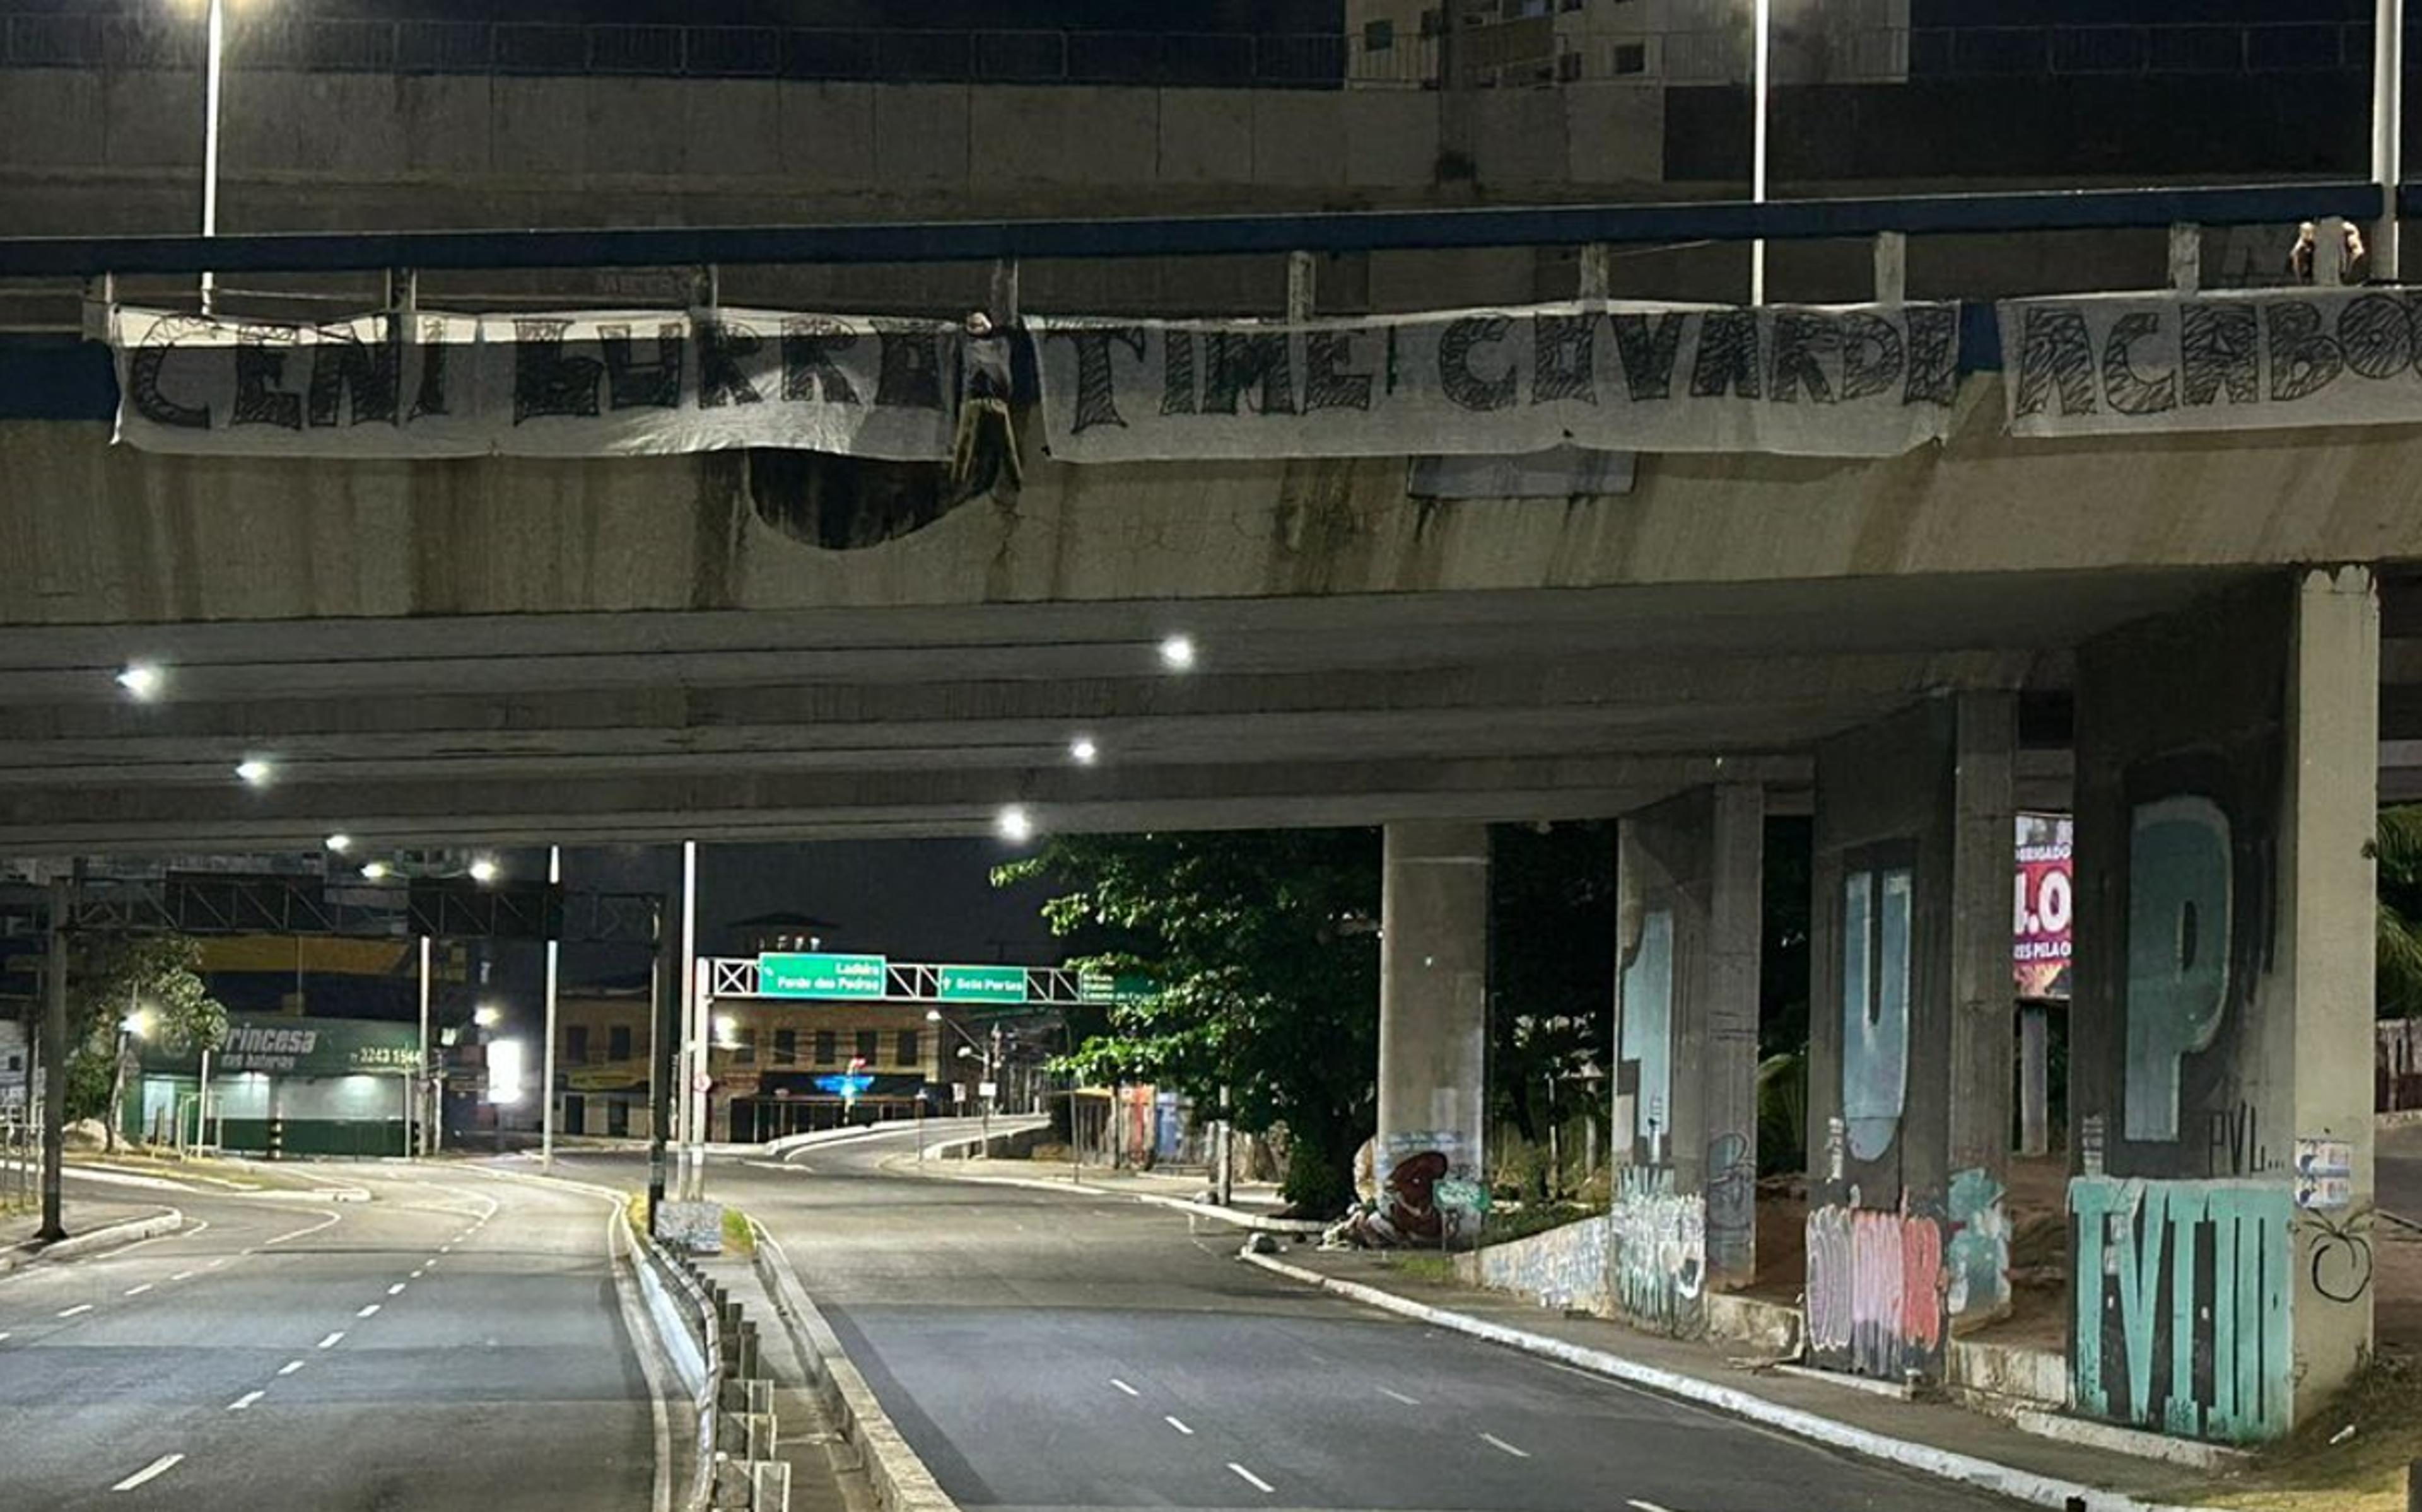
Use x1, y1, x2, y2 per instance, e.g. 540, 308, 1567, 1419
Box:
2015, 813, 2073, 1000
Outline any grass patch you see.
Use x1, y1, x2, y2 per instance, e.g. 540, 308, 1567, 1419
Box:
1480, 1202, 1597, 1247
720, 1206, 757, 1257
1389, 1254, 1458, 1285
2191, 1354, 2422, 1512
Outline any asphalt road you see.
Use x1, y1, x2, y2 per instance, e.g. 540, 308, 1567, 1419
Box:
2383, 1120, 2422, 1225
0, 1163, 659, 1512
563, 1122, 2025, 1512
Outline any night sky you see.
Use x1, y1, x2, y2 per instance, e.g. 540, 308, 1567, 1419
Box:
25, 1, 1350, 30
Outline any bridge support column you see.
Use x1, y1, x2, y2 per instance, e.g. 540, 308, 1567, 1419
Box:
1803, 690, 2015, 1383
1376, 821, 1490, 1250
1609, 784, 1764, 1335
2069, 567, 2377, 1445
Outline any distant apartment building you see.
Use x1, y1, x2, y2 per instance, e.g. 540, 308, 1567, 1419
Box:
1346, 0, 1907, 88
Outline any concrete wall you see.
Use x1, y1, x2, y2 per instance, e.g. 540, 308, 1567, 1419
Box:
1455, 1213, 1612, 1313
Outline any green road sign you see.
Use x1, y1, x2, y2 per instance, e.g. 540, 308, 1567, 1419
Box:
758, 952, 888, 999
937, 965, 1029, 1004
1077, 972, 1156, 1005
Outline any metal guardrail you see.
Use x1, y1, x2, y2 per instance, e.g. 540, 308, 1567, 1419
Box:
0, 182, 2384, 281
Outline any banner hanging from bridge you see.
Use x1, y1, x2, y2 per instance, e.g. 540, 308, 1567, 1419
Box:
1998, 286, 2422, 439
1032, 301, 1962, 462
106, 306, 959, 460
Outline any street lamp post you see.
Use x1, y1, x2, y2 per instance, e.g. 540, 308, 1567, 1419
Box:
196, 0, 229, 313
925, 1010, 995, 1154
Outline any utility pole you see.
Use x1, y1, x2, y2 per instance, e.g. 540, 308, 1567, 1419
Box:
541, 844, 561, 1168
416, 934, 432, 1157
37, 880, 67, 1243
680, 841, 703, 1201
2375, 0, 2404, 281
646, 902, 672, 1235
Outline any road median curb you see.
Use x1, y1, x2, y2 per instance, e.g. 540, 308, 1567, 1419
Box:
0, 1207, 184, 1275
1236, 1249, 2233, 1512
891, 1155, 1329, 1235
751, 1226, 961, 1512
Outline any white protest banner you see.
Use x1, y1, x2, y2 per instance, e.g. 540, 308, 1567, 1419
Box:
2000, 286, 2422, 439
109, 306, 957, 460
1033, 301, 1960, 462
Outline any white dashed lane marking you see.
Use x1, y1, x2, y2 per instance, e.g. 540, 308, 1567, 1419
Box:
123, 1284, 153, 1297
1109, 1379, 1139, 1397
112, 1454, 184, 1492
56, 1305, 91, 1319
1378, 1387, 1420, 1405
1481, 1432, 1531, 1460
1227, 1463, 1275, 1494
1164, 1416, 1193, 1435
227, 1390, 264, 1411
317, 1331, 344, 1349
356, 1304, 381, 1318
278, 1359, 305, 1376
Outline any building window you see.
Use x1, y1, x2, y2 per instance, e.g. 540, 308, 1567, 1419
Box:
814, 1029, 836, 1064
566, 1025, 590, 1064
896, 1030, 920, 1067
736, 1026, 758, 1066
774, 1028, 797, 1065
1419, 8, 1441, 38
608, 1024, 631, 1062
1612, 41, 1646, 74
1364, 17, 1393, 51
1558, 49, 1583, 80
1560, 0, 1584, 10
855, 1029, 879, 1065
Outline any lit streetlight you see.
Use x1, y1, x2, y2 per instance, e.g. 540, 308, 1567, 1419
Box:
360, 860, 392, 881
117, 663, 165, 701
996, 805, 1035, 844
234, 757, 272, 786
468, 858, 498, 885
1157, 634, 1197, 672
324, 834, 353, 854
1069, 736, 1099, 766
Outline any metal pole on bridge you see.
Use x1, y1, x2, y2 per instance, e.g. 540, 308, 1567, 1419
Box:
541, 844, 561, 1169
416, 933, 432, 1157
36, 881, 67, 1243
2377, 0, 2405, 281
1748, 0, 1772, 305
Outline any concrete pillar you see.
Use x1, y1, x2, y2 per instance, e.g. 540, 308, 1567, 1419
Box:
2069, 567, 2378, 1445
1805, 690, 2015, 1382
1611, 784, 1764, 1334
1377, 821, 1490, 1250
2018, 1006, 2052, 1158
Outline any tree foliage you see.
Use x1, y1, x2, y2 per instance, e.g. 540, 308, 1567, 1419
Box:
66, 935, 229, 1127
1486, 822, 1614, 1151
2378, 806, 2422, 1020
995, 829, 1381, 1215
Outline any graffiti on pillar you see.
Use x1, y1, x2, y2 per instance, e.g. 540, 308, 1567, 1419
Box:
1704, 1131, 1757, 1281
2070, 1176, 2292, 1443
1336, 1132, 1483, 1248
1610, 1166, 1707, 1339
1945, 1166, 2010, 1322
1840, 866, 1913, 1164
2124, 796, 2234, 1143
1617, 907, 1675, 1165
2298, 1207, 2373, 1305
1803, 1200, 1946, 1381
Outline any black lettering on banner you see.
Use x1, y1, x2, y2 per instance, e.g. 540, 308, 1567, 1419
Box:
1610, 311, 1685, 401
1689, 309, 1762, 399
2179, 301, 2258, 408
1302, 329, 1375, 413
1043, 326, 1146, 433
128, 320, 209, 431
2100, 311, 2176, 416
602, 321, 684, 410
513, 319, 601, 424
696, 319, 764, 409
1768, 311, 1839, 405
303, 320, 401, 429
1902, 305, 1957, 407
1531, 313, 1596, 405
1837, 312, 1904, 402
781, 318, 863, 405
408, 317, 452, 421
1202, 330, 1296, 415
231, 329, 303, 431
1439, 316, 1518, 412
2011, 307, 2096, 417
1161, 330, 1196, 416
2336, 292, 2414, 380
873, 324, 944, 411
2264, 301, 2343, 402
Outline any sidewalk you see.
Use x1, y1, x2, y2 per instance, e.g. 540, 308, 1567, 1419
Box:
693, 1241, 874, 1512
0, 1197, 174, 1269
892, 1149, 1325, 1231
1249, 1243, 2252, 1512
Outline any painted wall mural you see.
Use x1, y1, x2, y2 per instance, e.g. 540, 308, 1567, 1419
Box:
1841, 866, 1913, 1165
1804, 1201, 1946, 1381
1617, 907, 1675, 1165
1704, 1131, 1757, 1283
1611, 1166, 1707, 1338
1335, 1132, 1487, 1249
2124, 796, 2235, 1144
2070, 1177, 2292, 1443
1945, 1166, 2011, 1323
1471, 1214, 1613, 1314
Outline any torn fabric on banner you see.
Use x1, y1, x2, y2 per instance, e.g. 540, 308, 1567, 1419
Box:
1999, 286, 2422, 439
1032, 301, 1960, 462
107, 306, 957, 461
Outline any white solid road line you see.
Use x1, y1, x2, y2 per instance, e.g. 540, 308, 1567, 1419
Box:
278, 1360, 305, 1376
1480, 1432, 1531, 1460
317, 1331, 344, 1349
112, 1454, 184, 1492
262, 1210, 346, 1247
1226, 1463, 1275, 1494
1378, 1387, 1420, 1405
56, 1303, 93, 1318
123, 1284, 153, 1296
387, 1282, 406, 1295
1164, 1416, 1194, 1435
0, 1331, 13, 1343
356, 1303, 381, 1318
1109, 1378, 1140, 1397
227, 1390, 265, 1411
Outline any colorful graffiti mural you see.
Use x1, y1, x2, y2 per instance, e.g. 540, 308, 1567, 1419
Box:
1805, 1202, 1946, 1381
2124, 796, 2234, 1144
1945, 1167, 2011, 1323
1611, 1167, 1706, 1338
1471, 1214, 1612, 1313
2070, 1177, 2292, 1443
1841, 866, 1912, 1164
1617, 907, 1675, 1165
1334, 1132, 1486, 1249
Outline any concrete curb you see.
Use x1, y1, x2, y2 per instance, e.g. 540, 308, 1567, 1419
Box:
0, 1208, 184, 1276
1237, 1250, 2235, 1512
896, 1156, 1329, 1235
751, 1227, 961, 1512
